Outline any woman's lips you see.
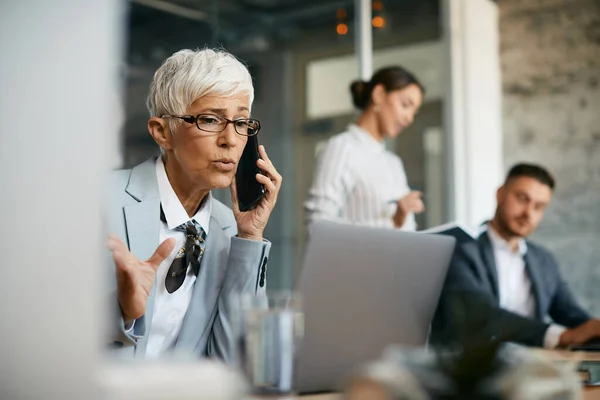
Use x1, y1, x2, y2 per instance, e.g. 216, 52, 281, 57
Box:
212, 159, 236, 172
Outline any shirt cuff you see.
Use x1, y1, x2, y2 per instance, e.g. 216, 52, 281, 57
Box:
124, 320, 135, 333
544, 324, 567, 349
235, 235, 270, 244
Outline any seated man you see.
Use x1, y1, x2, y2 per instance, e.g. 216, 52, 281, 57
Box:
432, 163, 600, 348
105, 48, 282, 361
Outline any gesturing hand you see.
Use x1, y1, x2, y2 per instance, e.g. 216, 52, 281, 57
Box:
393, 191, 425, 228
231, 145, 282, 241
108, 234, 176, 324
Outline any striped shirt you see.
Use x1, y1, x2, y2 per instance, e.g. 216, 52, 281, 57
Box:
304, 124, 416, 230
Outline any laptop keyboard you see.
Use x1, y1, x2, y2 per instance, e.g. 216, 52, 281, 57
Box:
569, 338, 600, 352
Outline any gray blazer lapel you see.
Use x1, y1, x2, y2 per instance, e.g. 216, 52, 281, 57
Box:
125, 157, 160, 202
523, 250, 545, 320
175, 215, 230, 353
123, 157, 161, 357
478, 234, 500, 300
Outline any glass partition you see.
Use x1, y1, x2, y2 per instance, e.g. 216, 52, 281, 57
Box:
123, 0, 445, 289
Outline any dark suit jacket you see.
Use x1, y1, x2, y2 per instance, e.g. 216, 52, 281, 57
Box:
431, 232, 590, 347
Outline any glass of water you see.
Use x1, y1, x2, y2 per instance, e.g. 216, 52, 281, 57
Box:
232, 290, 304, 397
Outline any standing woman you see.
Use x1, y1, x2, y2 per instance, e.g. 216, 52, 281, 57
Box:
304, 66, 425, 230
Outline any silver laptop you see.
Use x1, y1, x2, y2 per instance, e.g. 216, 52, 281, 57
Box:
294, 220, 456, 394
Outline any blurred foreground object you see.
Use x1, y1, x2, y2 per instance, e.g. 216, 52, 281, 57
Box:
232, 291, 304, 397
345, 345, 582, 400
99, 359, 247, 400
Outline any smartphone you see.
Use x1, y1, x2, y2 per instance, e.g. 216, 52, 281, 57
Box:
236, 134, 265, 212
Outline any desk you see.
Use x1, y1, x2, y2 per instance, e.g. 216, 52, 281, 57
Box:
536, 349, 600, 399
536, 349, 600, 362
286, 388, 599, 400
275, 387, 600, 400
253, 350, 600, 400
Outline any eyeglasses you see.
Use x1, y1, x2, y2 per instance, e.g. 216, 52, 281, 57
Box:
161, 114, 261, 136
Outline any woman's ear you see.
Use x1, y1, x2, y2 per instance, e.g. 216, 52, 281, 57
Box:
370, 83, 387, 108
148, 117, 172, 150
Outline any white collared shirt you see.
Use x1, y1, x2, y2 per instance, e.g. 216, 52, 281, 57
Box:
144, 156, 213, 359
304, 124, 416, 230
487, 226, 535, 317
487, 225, 565, 348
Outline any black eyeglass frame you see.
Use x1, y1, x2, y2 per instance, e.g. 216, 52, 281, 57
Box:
161, 114, 261, 136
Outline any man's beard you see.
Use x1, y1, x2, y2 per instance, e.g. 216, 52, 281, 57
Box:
495, 210, 528, 239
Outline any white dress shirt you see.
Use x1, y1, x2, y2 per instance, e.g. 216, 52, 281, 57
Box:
143, 156, 213, 359
487, 225, 565, 348
304, 124, 416, 230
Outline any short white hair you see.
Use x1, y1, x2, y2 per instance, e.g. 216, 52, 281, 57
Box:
146, 48, 254, 128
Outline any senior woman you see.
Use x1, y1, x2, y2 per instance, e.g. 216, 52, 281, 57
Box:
105, 48, 282, 361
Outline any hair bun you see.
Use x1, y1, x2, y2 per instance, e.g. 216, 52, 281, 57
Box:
350, 80, 369, 110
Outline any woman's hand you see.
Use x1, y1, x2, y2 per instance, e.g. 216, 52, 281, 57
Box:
231, 145, 282, 241
109, 234, 175, 324
393, 191, 425, 228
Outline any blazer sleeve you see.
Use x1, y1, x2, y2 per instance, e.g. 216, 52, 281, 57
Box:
103, 169, 150, 350
105, 232, 148, 349
204, 232, 271, 362
545, 251, 590, 328
431, 244, 550, 348
110, 295, 146, 348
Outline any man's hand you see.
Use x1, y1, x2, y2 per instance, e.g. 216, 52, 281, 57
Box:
231, 145, 282, 241
393, 191, 425, 228
108, 234, 176, 325
558, 319, 600, 347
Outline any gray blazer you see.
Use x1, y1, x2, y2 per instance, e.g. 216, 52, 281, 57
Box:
105, 157, 270, 361
431, 233, 590, 347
